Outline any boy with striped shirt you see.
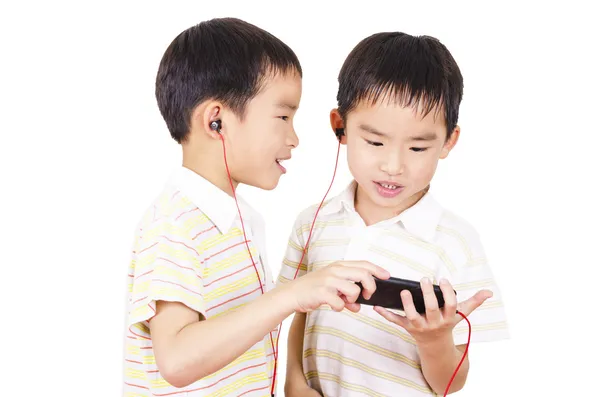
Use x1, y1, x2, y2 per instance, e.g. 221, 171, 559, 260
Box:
280, 32, 510, 396
123, 18, 389, 397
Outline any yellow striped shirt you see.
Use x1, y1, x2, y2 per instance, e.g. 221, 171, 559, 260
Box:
123, 167, 276, 397
278, 181, 509, 397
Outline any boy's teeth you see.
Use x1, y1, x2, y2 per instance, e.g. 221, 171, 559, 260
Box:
380, 183, 397, 189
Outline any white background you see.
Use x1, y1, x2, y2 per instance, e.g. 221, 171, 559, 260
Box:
1, 0, 599, 395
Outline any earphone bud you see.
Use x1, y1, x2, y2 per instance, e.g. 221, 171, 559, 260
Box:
335, 127, 345, 140
210, 120, 222, 132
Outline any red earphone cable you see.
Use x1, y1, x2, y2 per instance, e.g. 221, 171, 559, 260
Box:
444, 311, 471, 397
219, 136, 277, 395
220, 137, 266, 296
270, 142, 343, 394
292, 142, 342, 281
220, 135, 471, 396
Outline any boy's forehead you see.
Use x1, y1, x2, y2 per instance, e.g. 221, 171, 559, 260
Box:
349, 100, 447, 136
256, 71, 302, 104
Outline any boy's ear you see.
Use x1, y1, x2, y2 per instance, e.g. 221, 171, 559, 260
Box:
190, 102, 223, 140
330, 109, 347, 144
440, 126, 460, 159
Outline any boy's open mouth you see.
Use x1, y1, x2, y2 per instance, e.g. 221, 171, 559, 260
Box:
276, 158, 290, 173
375, 181, 402, 190
374, 181, 404, 198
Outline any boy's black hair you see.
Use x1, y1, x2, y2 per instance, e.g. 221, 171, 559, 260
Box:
156, 18, 302, 143
337, 32, 463, 139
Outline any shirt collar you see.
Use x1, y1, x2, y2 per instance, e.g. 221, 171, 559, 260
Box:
320, 181, 357, 216
320, 180, 443, 242
396, 191, 444, 242
168, 166, 239, 234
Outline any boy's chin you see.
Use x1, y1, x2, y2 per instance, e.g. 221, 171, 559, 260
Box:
245, 175, 280, 191
370, 193, 406, 208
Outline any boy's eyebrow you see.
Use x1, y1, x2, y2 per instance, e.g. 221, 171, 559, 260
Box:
359, 124, 388, 137
409, 132, 438, 141
359, 124, 439, 141
276, 102, 298, 111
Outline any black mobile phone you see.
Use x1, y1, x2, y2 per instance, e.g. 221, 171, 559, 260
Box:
356, 277, 455, 314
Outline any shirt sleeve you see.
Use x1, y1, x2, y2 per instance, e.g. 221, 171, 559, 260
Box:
439, 231, 510, 345
127, 216, 206, 328
277, 214, 309, 285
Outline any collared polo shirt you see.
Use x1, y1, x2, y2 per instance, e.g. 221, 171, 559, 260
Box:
124, 166, 276, 397
278, 181, 509, 397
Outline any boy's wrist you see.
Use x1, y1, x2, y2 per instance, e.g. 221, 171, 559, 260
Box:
415, 332, 456, 358
267, 282, 299, 316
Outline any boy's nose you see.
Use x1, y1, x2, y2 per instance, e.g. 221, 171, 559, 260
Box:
382, 153, 404, 175
287, 128, 299, 148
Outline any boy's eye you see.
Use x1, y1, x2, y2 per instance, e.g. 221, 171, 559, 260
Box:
279, 116, 289, 121
410, 147, 428, 152
366, 139, 383, 147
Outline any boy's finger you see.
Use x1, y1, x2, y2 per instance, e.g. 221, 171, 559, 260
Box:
344, 302, 361, 313
355, 269, 377, 300
374, 306, 409, 328
325, 292, 347, 312
401, 290, 425, 327
342, 261, 390, 280
439, 278, 457, 318
363, 262, 390, 280
340, 294, 361, 312
457, 289, 493, 318
349, 267, 377, 299
331, 267, 376, 299
421, 278, 442, 324
334, 279, 362, 303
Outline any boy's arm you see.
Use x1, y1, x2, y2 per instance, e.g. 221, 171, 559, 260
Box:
149, 261, 388, 388
284, 313, 320, 396
136, 210, 388, 389
149, 285, 295, 388
376, 224, 509, 394
375, 279, 493, 395
278, 216, 320, 395
419, 228, 509, 394
418, 339, 469, 394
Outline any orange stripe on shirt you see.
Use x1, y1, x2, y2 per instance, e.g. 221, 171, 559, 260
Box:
207, 286, 261, 312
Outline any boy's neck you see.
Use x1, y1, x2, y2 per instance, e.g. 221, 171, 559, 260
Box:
354, 184, 428, 226
182, 153, 238, 198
